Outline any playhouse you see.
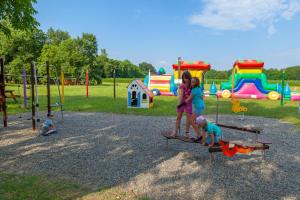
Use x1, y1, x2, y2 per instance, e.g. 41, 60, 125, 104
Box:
127, 79, 154, 108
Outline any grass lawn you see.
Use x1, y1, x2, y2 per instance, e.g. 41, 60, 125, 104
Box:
5, 82, 300, 127
0, 173, 87, 200
0, 173, 149, 200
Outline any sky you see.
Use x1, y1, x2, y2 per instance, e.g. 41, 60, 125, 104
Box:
35, 0, 300, 72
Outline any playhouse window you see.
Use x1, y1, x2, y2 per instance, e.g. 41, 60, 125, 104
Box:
142, 93, 147, 100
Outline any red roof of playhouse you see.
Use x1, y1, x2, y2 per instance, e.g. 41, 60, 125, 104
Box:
234, 59, 264, 69
136, 80, 154, 98
172, 61, 211, 71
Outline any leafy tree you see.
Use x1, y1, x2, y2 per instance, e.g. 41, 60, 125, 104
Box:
285, 66, 300, 80
0, 24, 45, 81
139, 62, 156, 75
0, 0, 39, 36
46, 28, 70, 45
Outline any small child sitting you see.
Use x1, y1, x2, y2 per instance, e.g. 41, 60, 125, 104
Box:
195, 116, 222, 147
41, 114, 57, 136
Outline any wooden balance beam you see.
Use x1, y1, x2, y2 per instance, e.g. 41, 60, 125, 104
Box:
216, 123, 263, 134
208, 140, 271, 160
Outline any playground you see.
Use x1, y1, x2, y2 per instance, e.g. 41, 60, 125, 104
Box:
1, 111, 299, 199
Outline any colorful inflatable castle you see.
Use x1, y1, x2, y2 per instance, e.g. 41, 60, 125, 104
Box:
172, 61, 211, 85
219, 60, 280, 100
144, 61, 211, 96
219, 59, 300, 101
144, 72, 177, 96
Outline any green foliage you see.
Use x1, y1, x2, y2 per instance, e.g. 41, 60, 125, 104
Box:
285, 66, 300, 80
139, 62, 157, 75
205, 69, 231, 79
0, 0, 39, 36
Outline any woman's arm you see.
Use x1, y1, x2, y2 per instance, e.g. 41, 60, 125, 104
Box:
185, 93, 194, 103
178, 87, 183, 102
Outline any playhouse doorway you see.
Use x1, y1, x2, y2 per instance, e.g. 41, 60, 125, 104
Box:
131, 91, 137, 106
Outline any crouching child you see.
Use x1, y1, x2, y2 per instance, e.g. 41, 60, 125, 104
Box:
195, 116, 222, 147
41, 114, 57, 136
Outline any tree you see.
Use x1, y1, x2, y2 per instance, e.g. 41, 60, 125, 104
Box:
0, 24, 45, 81
46, 28, 70, 45
0, 0, 39, 36
139, 62, 156, 75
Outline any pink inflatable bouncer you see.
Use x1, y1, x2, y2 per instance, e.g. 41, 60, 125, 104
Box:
232, 83, 266, 99
291, 94, 300, 101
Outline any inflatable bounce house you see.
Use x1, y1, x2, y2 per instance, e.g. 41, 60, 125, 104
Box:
144, 61, 211, 96
218, 59, 300, 101
143, 70, 176, 96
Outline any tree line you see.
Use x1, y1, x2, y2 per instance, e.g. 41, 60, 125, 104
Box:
1, 23, 299, 85
0, 23, 158, 84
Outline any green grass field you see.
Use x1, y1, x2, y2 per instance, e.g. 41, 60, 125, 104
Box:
5, 81, 300, 127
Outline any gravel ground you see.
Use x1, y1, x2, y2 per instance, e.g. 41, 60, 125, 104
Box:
0, 112, 299, 200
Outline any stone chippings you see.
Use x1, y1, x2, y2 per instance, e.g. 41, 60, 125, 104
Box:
0, 112, 299, 200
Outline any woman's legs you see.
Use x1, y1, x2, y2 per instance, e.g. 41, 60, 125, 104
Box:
185, 113, 192, 138
171, 112, 183, 136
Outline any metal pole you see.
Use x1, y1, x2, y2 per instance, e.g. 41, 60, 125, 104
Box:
216, 95, 219, 124
178, 57, 181, 85
55, 67, 63, 121
0, 58, 7, 127
86, 69, 89, 98
61, 71, 64, 104
113, 68, 116, 99
46, 61, 51, 116
30, 61, 36, 131
280, 70, 285, 106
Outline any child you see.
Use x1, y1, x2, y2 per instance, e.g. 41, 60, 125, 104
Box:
41, 114, 57, 136
195, 116, 222, 147
171, 70, 192, 138
184, 77, 204, 140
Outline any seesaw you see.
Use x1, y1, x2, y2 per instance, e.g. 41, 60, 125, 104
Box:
161, 124, 271, 160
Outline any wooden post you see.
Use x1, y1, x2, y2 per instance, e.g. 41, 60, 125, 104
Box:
46, 61, 51, 116
22, 65, 27, 109
86, 69, 89, 98
30, 61, 36, 130
0, 58, 7, 127
61, 71, 64, 104
113, 68, 116, 99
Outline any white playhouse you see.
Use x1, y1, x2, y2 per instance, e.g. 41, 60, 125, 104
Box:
127, 79, 154, 108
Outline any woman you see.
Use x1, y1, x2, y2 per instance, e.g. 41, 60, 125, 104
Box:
171, 70, 192, 138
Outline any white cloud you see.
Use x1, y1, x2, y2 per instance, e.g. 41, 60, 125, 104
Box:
189, 0, 300, 35
159, 60, 167, 65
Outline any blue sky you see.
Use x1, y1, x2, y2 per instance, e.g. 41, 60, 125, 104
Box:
35, 0, 300, 72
